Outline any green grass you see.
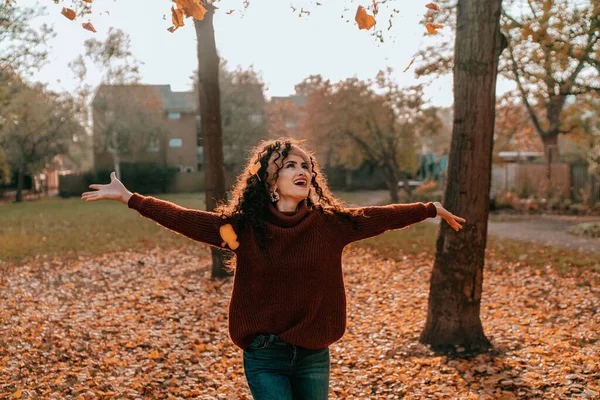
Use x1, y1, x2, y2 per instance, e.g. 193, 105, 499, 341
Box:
0, 191, 370, 263
1, 191, 598, 274
0, 193, 208, 263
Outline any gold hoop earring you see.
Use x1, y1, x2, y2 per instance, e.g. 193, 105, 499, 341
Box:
270, 190, 280, 203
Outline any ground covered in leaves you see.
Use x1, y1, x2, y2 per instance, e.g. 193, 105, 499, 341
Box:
1, 244, 599, 399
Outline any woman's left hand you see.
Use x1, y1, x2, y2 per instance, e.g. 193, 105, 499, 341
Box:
433, 202, 466, 232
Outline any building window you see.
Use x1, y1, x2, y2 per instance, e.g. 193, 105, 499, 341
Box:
168, 112, 181, 120
147, 137, 160, 152
169, 138, 182, 148
249, 114, 262, 124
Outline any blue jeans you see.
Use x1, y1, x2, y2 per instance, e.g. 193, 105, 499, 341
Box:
243, 333, 330, 400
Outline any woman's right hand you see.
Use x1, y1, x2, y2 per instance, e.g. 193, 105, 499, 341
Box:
81, 172, 133, 205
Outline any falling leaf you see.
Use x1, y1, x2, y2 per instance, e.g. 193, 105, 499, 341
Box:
403, 58, 415, 72
226, 9, 234, 14
82, 22, 97, 32
372, 0, 378, 15
219, 224, 239, 250
426, 22, 443, 34
172, 0, 207, 21
171, 6, 184, 28
425, 3, 440, 11
61, 7, 76, 20
12, 390, 22, 399
82, 0, 92, 3
167, 26, 177, 33
355, 5, 376, 30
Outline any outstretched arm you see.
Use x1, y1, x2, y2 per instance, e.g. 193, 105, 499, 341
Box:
324, 201, 465, 247
81, 172, 233, 251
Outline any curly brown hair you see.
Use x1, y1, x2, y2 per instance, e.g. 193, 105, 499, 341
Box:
214, 137, 363, 256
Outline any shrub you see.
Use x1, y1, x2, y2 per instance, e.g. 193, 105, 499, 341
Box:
567, 222, 600, 238
60, 163, 178, 197
93, 163, 178, 195
413, 180, 438, 195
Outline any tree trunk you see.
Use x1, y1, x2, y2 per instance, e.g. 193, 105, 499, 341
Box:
194, 6, 230, 279
15, 163, 25, 203
345, 169, 353, 191
542, 134, 559, 184
388, 178, 399, 204
399, 173, 413, 201
111, 151, 121, 181
419, 0, 504, 354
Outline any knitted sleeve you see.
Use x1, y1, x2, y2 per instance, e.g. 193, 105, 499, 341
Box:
127, 193, 232, 251
325, 202, 437, 247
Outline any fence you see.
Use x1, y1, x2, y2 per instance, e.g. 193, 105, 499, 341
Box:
491, 162, 600, 204
571, 162, 600, 205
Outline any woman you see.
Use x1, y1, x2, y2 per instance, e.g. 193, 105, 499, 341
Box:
81, 138, 465, 399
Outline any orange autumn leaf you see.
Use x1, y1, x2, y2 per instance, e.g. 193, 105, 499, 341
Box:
82, 22, 97, 32
372, 0, 378, 15
61, 7, 76, 21
226, 9, 235, 14
355, 5, 375, 30
82, 0, 92, 3
219, 224, 239, 250
426, 22, 443, 34
171, 6, 184, 27
173, 0, 207, 21
403, 58, 415, 72
248, 161, 261, 176
355, 5, 376, 30
149, 349, 161, 359
425, 3, 440, 11
167, 26, 177, 33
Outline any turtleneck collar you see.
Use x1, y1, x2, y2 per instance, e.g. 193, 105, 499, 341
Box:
265, 199, 310, 227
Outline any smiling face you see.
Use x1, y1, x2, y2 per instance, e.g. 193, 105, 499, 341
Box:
275, 154, 311, 205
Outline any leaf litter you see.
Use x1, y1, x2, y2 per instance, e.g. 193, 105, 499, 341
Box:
0, 244, 598, 398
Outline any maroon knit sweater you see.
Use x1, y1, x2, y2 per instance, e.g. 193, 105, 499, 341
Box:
128, 194, 437, 350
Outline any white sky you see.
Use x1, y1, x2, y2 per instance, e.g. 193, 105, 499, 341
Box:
18, 0, 509, 107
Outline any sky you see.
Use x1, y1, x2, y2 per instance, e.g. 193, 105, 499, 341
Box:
16, 0, 498, 107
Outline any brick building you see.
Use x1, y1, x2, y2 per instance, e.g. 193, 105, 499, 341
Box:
92, 84, 200, 172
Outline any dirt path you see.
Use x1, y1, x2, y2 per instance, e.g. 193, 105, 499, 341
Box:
486, 216, 600, 253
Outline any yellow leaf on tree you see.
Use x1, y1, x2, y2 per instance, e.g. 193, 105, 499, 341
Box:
173, 0, 207, 21
219, 224, 239, 250
61, 7, 76, 21
171, 6, 184, 27
355, 5, 375, 30
426, 23, 443, 34
82, 22, 97, 32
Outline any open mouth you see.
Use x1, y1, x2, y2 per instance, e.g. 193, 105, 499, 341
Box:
294, 179, 308, 188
